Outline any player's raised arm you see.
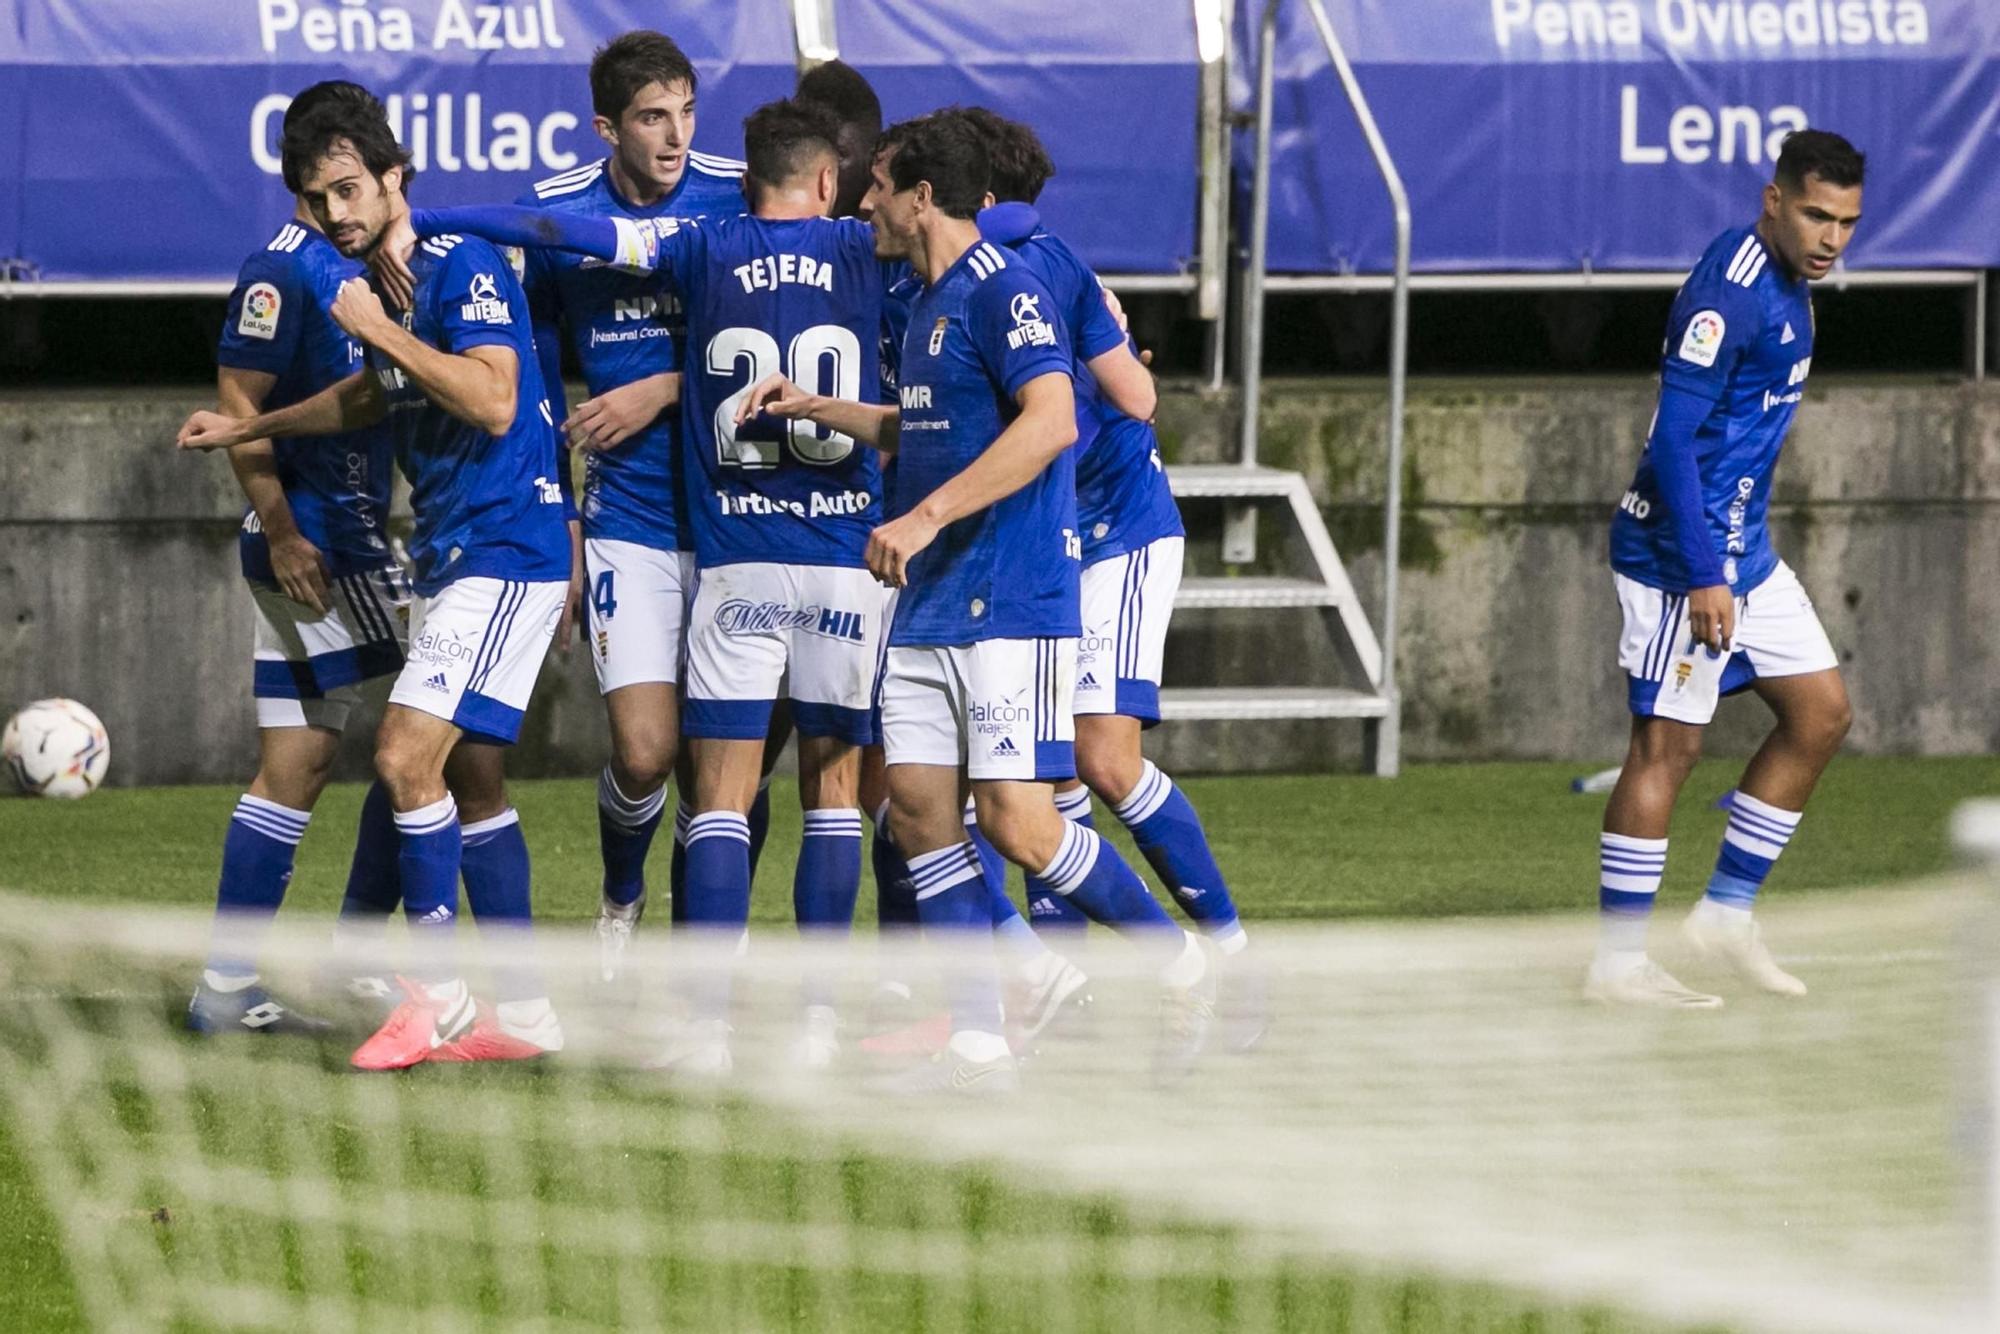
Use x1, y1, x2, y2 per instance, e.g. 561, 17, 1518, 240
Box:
331, 274, 518, 437
178, 368, 382, 451
408, 205, 660, 270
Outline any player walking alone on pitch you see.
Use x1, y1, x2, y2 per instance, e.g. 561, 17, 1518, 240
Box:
1586, 130, 1864, 1008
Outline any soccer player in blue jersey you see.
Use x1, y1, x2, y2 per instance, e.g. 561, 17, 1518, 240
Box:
398, 99, 892, 1073
961, 110, 1266, 1049
748, 115, 1215, 1089
508, 32, 749, 982
1586, 131, 1864, 1008
182, 98, 574, 1068
179, 81, 406, 1038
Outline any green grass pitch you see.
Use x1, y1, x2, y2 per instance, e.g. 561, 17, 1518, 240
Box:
0, 755, 1991, 1331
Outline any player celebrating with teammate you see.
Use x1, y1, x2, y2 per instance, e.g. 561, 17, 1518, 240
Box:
391, 97, 893, 1073
511, 32, 749, 981
1586, 130, 1864, 1008
181, 95, 573, 1066
181, 81, 408, 1038
749, 114, 1214, 1090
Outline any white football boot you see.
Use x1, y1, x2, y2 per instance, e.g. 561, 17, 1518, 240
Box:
594, 895, 644, 984
1682, 899, 1807, 996
646, 1017, 734, 1079
1583, 956, 1723, 1009
793, 1004, 841, 1071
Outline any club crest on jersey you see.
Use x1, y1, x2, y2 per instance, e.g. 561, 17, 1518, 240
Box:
1677, 309, 1724, 368
1006, 292, 1057, 350
238, 282, 282, 340
928, 317, 947, 356
460, 273, 513, 325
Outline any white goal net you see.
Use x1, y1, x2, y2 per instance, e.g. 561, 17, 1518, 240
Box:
0, 876, 1989, 1332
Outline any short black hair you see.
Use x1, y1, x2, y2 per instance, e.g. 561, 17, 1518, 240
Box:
284, 80, 380, 132
590, 30, 697, 122
280, 94, 412, 195
796, 60, 882, 140
1775, 129, 1865, 191
882, 114, 989, 220
947, 107, 1054, 204
743, 97, 843, 193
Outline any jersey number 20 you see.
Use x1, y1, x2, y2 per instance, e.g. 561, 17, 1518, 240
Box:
707, 324, 860, 469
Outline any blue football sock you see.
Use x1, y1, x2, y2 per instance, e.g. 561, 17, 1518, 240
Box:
872, 804, 919, 932
797, 808, 863, 1008
683, 811, 753, 1019
908, 841, 1003, 1038
205, 794, 309, 982
747, 781, 774, 885
669, 802, 693, 926
1113, 762, 1245, 951
1704, 791, 1801, 910
395, 794, 462, 980
1034, 821, 1180, 964
340, 781, 402, 918
460, 807, 544, 1003
1024, 786, 1092, 937
1597, 831, 1668, 956
597, 766, 666, 909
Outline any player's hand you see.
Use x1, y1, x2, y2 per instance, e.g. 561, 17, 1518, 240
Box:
565, 373, 681, 453
269, 531, 331, 616
866, 511, 940, 589
736, 373, 816, 425
555, 521, 584, 653
177, 410, 249, 452
370, 214, 419, 312
330, 278, 393, 341
1687, 584, 1735, 653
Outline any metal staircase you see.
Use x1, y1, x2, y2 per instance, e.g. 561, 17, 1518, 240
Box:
1159, 0, 1411, 776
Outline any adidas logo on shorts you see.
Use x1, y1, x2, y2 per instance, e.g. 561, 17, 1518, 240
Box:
423, 673, 449, 692
1078, 672, 1100, 689
991, 737, 1020, 757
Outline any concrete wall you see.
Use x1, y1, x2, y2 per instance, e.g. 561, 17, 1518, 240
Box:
1, 378, 1994, 785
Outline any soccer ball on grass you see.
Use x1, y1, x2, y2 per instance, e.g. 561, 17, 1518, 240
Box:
3, 699, 110, 798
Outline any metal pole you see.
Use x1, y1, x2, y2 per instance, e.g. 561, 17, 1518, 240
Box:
1239, 0, 1279, 469
1302, 0, 1408, 774
1196, 0, 1233, 394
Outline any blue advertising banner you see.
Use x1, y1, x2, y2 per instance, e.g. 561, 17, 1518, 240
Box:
0, 0, 1198, 284
1233, 0, 2000, 272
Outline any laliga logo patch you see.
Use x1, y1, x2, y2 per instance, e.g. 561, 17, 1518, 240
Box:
238, 282, 282, 340
1006, 290, 1056, 351
460, 273, 513, 325
1677, 309, 1725, 368
928, 317, 947, 356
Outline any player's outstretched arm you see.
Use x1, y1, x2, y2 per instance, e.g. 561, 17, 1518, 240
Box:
178, 369, 382, 452
409, 206, 656, 269
330, 278, 518, 437
739, 373, 900, 454
865, 370, 1076, 588
214, 366, 330, 614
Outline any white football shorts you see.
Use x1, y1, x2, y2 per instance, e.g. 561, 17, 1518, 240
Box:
1076, 535, 1183, 725
880, 636, 1077, 781
683, 561, 886, 745
584, 538, 696, 694
389, 576, 567, 744
1617, 560, 1839, 726
250, 565, 411, 732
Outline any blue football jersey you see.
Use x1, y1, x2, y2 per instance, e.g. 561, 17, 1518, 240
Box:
216, 221, 396, 582
889, 240, 1078, 647
519, 154, 747, 552
372, 234, 571, 596
649, 214, 885, 568
878, 263, 920, 406
1611, 226, 1814, 595
985, 221, 1184, 563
